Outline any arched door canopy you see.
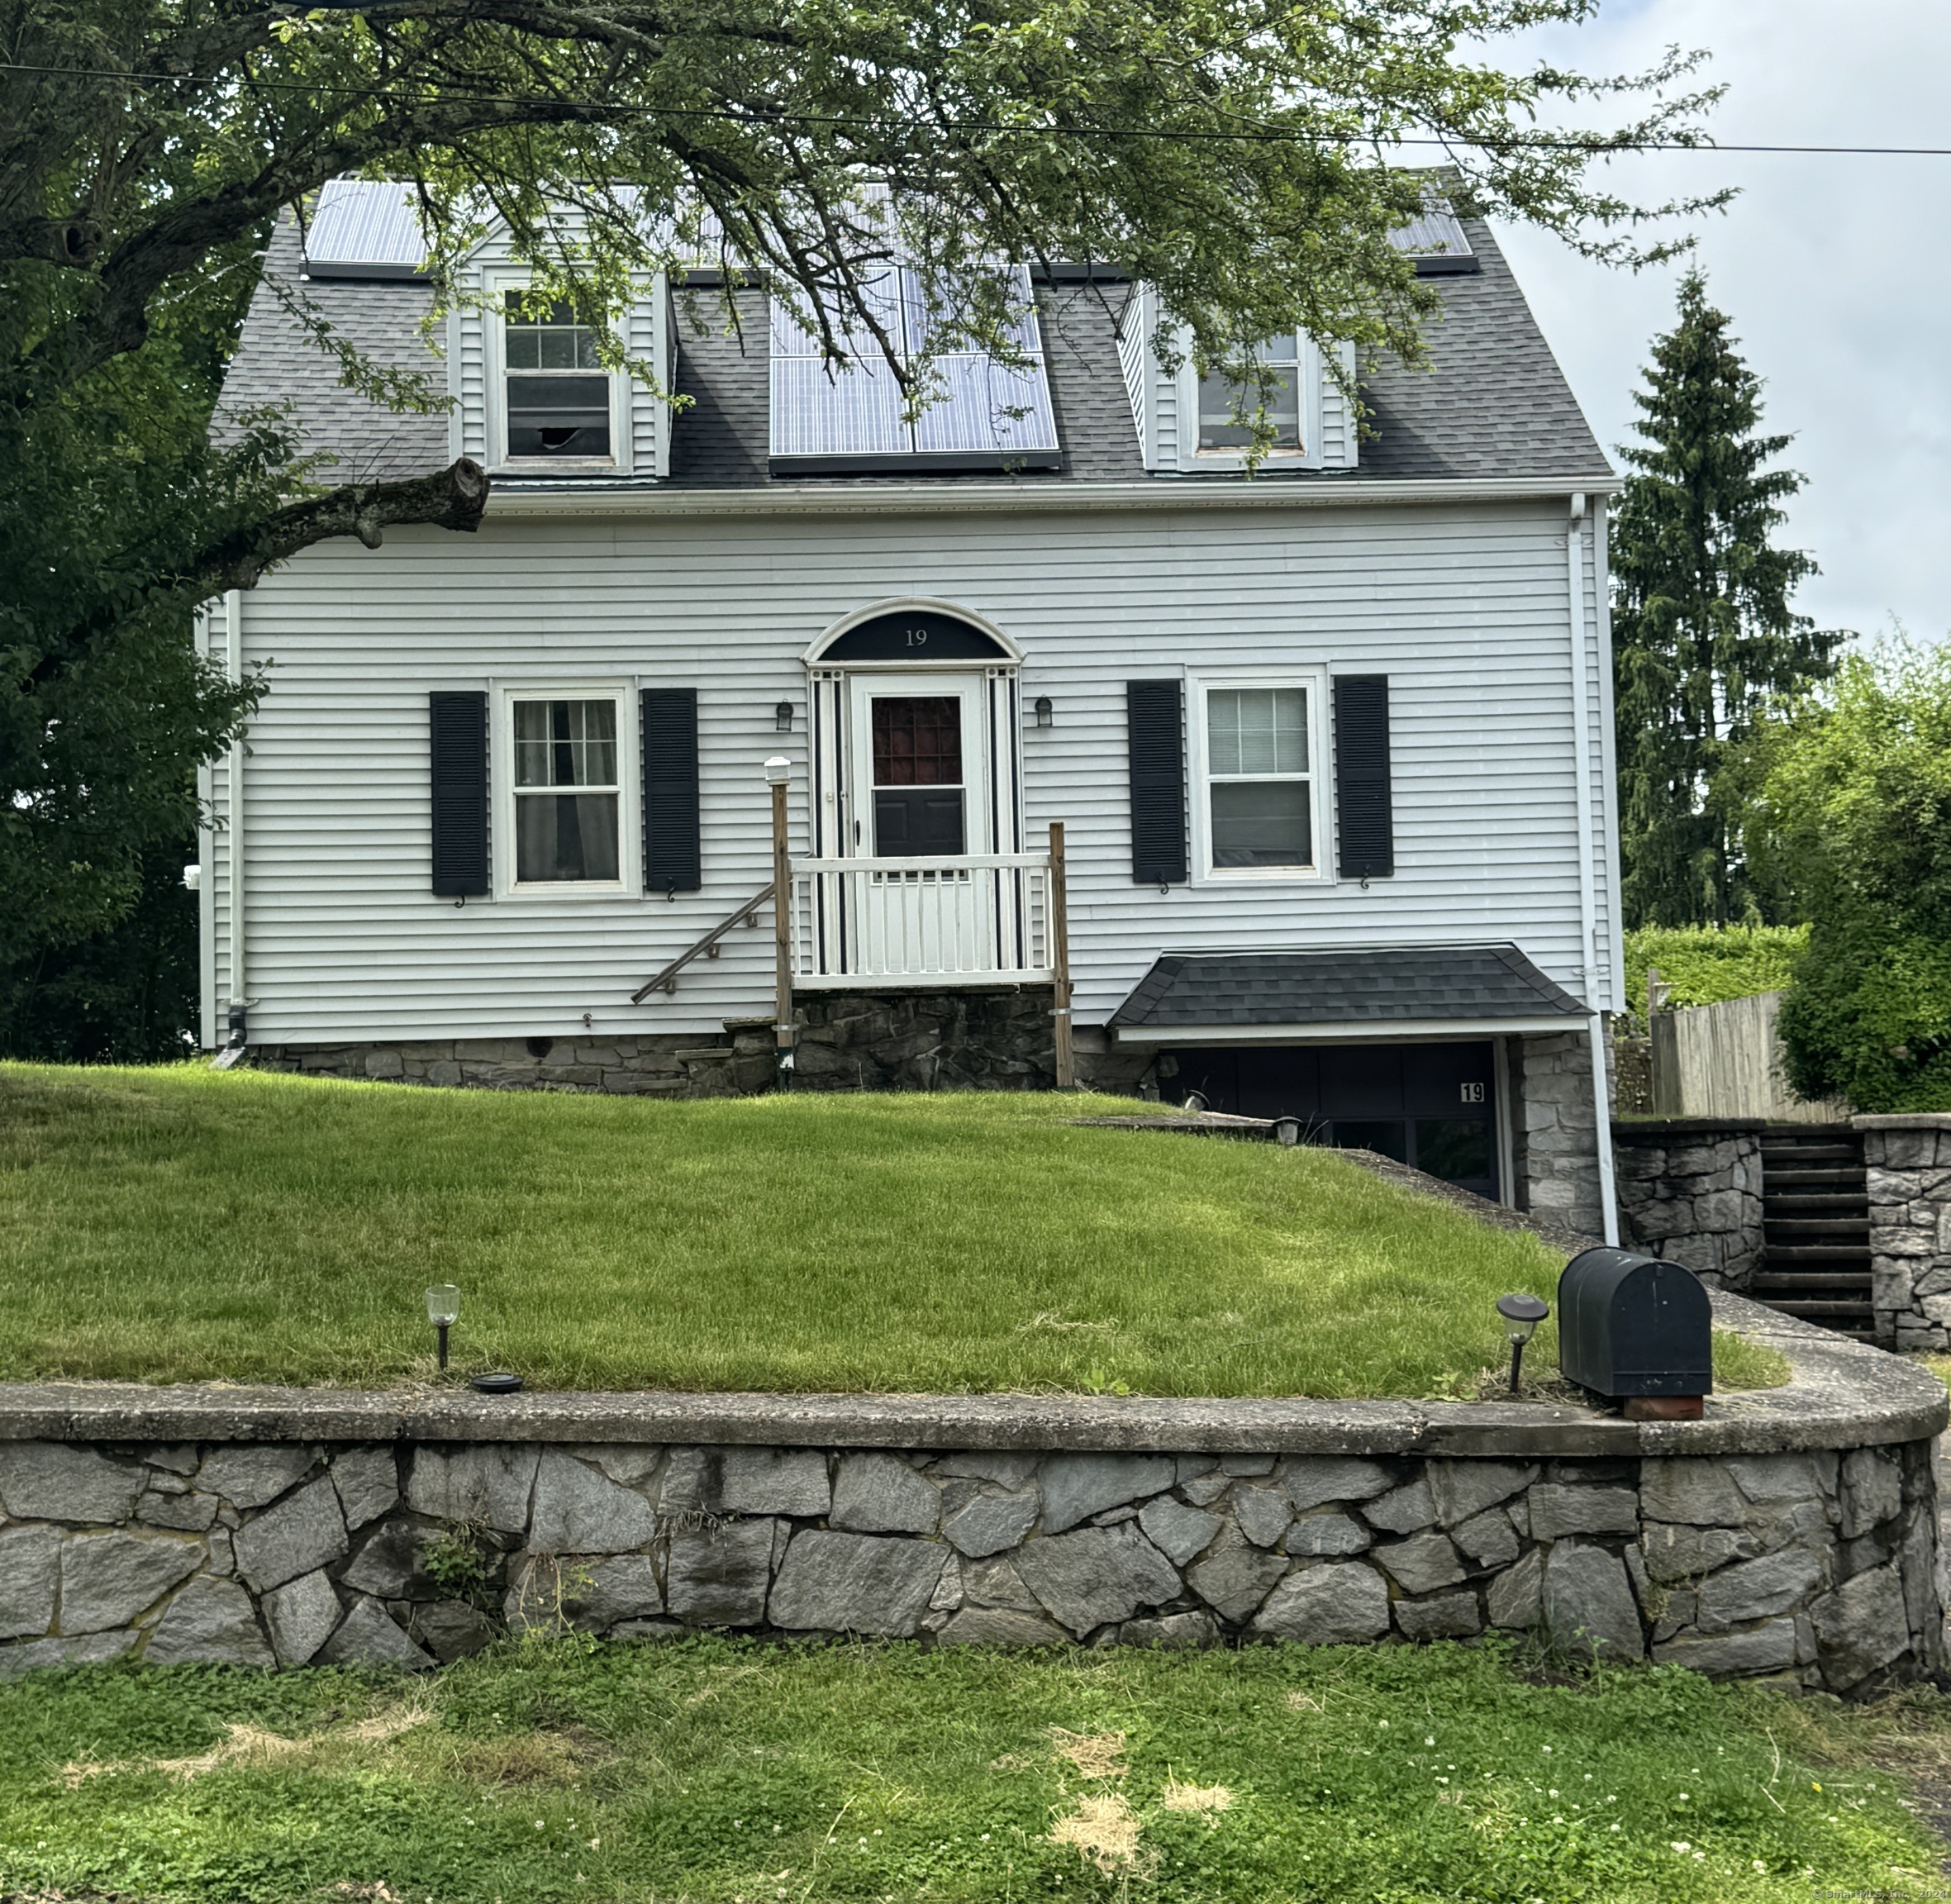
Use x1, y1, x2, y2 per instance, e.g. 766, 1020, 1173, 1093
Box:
806, 602, 1021, 665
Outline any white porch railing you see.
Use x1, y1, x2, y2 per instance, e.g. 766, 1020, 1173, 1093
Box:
790, 852, 1053, 987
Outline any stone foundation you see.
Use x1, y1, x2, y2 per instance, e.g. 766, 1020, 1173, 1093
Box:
1862, 1115, 1951, 1351
1, 1298, 1939, 1693
251, 988, 1069, 1097
1612, 1119, 1766, 1291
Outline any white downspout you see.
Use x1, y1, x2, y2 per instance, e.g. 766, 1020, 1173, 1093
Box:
1567, 494, 1620, 1245
219, 588, 249, 1062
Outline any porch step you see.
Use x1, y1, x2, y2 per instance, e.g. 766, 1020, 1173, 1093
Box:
1765, 1299, 1877, 1321
1764, 1169, 1866, 1191
1766, 1217, 1873, 1241
1752, 1271, 1872, 1293
1760, 1142, 1861, 1165
1765, 1245, 1872, 1266
1765, 1193, 1869, 1215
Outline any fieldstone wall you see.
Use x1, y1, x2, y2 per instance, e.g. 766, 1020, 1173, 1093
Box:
1860, 1115, 1951, 1352
2, 1378, 1939, 1695
1512, 1031, 1611, 1239
250, 988, 1064, 1097
1611, 1119, 1767, 1291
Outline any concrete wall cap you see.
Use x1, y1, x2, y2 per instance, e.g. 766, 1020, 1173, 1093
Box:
1613, 1118, 1770, 1138
1853, 1114, 1951, 1131
0, 1294, 1939, 1457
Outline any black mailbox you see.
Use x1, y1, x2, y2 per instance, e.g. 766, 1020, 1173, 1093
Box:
1558, 1248, 1712, 1404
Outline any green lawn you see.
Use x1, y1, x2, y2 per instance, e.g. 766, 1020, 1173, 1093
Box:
0, 1064, 1781, 1399
1, 1636, 1942, 1902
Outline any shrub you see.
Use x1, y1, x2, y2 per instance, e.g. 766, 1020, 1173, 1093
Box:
1622, 922, 1806, 1022
1739, 643, 1951, 1112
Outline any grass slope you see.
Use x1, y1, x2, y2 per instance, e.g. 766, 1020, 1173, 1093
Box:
2, 1637, 1941, 1903
0, 1064, 1592, 1396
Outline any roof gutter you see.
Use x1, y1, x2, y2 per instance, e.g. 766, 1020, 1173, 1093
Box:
1111, 1016, 1589, 1046
484, 474, 1619, 522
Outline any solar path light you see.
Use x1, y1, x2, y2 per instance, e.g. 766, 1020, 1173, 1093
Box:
425, 1283, 460, 1369
1495, 1292, 1549, 1395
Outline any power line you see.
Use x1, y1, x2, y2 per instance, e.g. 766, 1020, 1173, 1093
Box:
2, 60, 1949, 156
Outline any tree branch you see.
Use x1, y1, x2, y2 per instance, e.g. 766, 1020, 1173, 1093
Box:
212, 456, 491, 591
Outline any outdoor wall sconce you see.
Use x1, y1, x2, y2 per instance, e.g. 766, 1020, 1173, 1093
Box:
774, 701, 794, 733
425, 1283, 460, 1369
1495, 1292, 1549, 1394
1034, 695, 1054, 727
1558, 1247, 1713, 1420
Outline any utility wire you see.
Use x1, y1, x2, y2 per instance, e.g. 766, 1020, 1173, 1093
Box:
2, 60, 1949, 155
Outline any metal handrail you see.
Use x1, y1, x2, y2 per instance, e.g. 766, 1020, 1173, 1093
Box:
630, 884, 773, 1004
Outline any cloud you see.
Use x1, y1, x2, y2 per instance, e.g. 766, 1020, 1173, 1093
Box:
1486, 0, 1951, 640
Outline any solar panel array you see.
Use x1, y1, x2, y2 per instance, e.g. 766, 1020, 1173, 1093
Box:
304, 179, 430, 280
769, 265, 1060, 469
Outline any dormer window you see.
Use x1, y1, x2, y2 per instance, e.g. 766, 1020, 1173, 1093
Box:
1198, 335, 1302, 455
502, 298, 612, 460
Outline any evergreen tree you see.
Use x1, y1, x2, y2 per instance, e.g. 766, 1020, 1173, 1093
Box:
1611, 272, 1840, 927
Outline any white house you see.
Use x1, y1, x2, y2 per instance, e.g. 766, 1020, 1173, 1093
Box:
203, 182, 1624, 1235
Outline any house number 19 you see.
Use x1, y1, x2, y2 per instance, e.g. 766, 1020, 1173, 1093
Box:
1459, 1082, 1486, 1103
905, 628, 929, 646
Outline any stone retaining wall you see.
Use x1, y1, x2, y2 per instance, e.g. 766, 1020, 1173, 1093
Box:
1, 1299, 1939, 1695
1862, 1115, 1951, 1352
1612, 1119, 1767, 1291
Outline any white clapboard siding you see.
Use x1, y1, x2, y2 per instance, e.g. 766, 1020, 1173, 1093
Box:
202, 495, 1619, 1045
1319, 341, 1359, 469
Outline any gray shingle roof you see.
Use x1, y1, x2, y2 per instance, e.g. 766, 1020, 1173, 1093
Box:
218, 207, 1610, 489
1108, 944, 1590, 1030
217, 212, 450, 483
1358, 217, 1611, 482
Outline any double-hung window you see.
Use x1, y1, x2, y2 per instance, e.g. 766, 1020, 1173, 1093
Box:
510, 696, 623, 886
1199, 683, 1320, 876
502, 298, 612, 461
1197, 334, 1302, 455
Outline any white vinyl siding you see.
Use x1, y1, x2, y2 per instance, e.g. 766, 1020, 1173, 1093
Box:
208, 495, 1619, 1045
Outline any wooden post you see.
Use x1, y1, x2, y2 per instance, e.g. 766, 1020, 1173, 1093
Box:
769, 767, 795, 1090
1049, 821, 1074, 1090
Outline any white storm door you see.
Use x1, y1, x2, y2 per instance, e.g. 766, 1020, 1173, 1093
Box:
842, 672, 993, 974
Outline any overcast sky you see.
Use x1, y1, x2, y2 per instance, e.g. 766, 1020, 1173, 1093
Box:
1483, 0, 1950, 642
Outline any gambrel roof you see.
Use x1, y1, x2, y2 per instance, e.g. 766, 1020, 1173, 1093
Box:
221, 204, 1613, 489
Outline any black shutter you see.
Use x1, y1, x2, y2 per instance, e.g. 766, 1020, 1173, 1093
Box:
429, 691, 489, 897
642, 687, 702, 894
1334, 674, 1394, 879
1127, 679, 1187, 884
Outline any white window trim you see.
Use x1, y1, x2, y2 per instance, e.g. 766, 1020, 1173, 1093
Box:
482, 268, 633, 477
1187, 669, 1332, 885
1174, 330, 1325, 474
491, 682, 640, 900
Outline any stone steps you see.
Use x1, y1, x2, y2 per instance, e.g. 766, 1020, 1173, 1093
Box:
1754, 1129, 1872, 1337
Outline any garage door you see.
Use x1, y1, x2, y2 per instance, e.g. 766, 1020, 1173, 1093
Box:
1166, 1042, 1500, 1201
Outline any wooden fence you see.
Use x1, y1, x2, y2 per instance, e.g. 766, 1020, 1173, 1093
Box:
1649, 989, 1852, 1122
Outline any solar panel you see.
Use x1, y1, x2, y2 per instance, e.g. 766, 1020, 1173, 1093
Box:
769, 263, 1061, 471
304, 178, 430, 280
1389, 199, 1478, 277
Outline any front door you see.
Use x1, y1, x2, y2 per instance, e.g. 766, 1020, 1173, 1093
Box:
840, 672, 994, 973
845, 674, 989, 858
